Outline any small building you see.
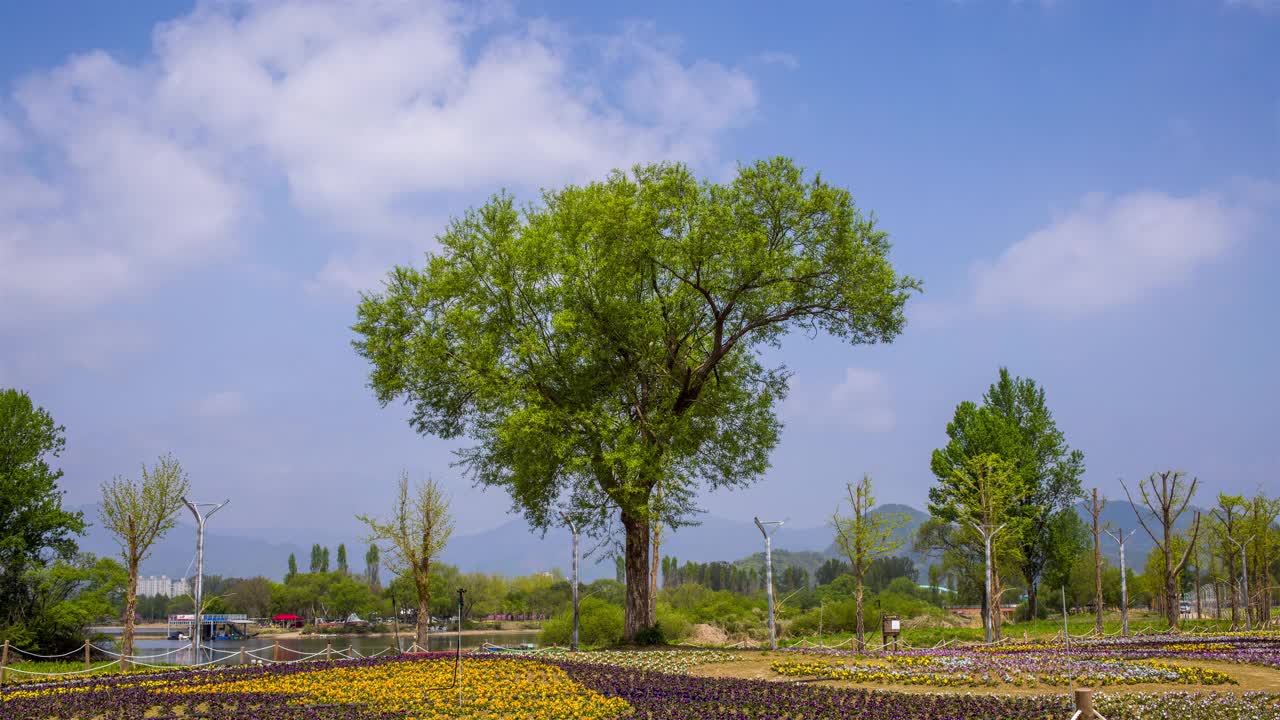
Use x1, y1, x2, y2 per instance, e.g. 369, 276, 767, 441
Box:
272, 613, 304, 629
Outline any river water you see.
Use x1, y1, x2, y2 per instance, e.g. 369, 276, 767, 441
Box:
100, 630, 541, 666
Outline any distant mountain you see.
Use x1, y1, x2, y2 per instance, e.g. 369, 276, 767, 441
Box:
67, 497, 1185, 583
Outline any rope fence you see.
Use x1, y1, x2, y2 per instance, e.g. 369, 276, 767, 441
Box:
0, 637, 433, 687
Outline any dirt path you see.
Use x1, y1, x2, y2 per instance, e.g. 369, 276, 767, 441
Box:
688, 653, 1280, 696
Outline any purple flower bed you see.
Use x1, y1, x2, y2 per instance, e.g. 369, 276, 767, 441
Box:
552, 660, 1073, 719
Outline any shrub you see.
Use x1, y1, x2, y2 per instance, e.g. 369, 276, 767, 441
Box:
633, 624, 666, 646
656, 603, 692, 641
538, 598, 623, 647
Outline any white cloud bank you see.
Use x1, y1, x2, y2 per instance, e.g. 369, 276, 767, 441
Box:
971, 188, 1263, 316
784, 367, 895, 433
0, 0, 757, 319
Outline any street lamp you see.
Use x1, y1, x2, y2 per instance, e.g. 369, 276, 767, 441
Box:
182, 497, 229, 663
753, 517, 784, 651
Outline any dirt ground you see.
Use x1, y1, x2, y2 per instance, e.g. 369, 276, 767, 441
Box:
688, 653, 1280, 696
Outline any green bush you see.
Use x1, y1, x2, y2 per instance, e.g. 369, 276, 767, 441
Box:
633, 624, 666, 646
538, 598, 623, 647
655, 603, 691, 641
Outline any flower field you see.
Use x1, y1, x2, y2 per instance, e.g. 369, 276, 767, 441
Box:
771, 654, 1235, 687
3, 638, 1280, 720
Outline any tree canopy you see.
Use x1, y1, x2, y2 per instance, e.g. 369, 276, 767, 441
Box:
0, 388, 85, 632
929, 368, 1084, 617
353, 157, 918, 638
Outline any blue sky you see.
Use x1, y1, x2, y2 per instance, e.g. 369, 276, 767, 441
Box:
1, 0, 1277, 540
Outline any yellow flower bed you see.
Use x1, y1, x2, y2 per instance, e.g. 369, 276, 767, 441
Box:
157, 658, 630, 719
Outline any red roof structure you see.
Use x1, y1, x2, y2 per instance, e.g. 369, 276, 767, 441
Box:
272, 613, 303, 621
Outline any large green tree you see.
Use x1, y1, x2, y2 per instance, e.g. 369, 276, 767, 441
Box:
930, 368, 1084, 619
353, 158, 918, 639
0, 389, 86, 636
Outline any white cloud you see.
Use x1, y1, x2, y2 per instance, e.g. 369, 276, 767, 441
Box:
971, 189, 1260, 316
784, 367, 895, 433
194, 391, 246, 418
0, 0, 757, 311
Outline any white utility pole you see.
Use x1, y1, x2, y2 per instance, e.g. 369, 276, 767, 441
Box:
182, 498, 229, 662
969, 519, 1006, 644
561, 513, 580, 651
1226, 534, 1255, 631
753, 517, 784, 651
1104, 527, 1137, 635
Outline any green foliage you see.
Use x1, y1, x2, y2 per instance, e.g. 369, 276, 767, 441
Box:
0, 553, 125, 653
655, 602, 691, 641
0, 389, 86, 630
353, 158, 918, 635
815, 558, 849, 586
632, 623, 666, 646
660, 584, 763, 636
539, 598, 623, 647
929, 368, 1085, 616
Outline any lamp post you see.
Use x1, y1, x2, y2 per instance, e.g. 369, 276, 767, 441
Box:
1104, 527, 1137, 635
969, 519, 1006, 644
1225, 534, 1255, 631
753, 517, 784, 651
561, 513, 580, 651
182, 498, 229, 663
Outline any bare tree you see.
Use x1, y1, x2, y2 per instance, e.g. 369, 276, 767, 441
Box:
1122, 470, 1201, 629
1081, 488, 1106, 634
357, 472, 454, 646
99, 454, 191, 666
832, 473, 908, 651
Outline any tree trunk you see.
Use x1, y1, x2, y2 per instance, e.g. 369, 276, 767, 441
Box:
649, 521, 661, 622
122, 560, 139, 670
1092, 491, 1104, 634
1026, 583, 1039, 622
621, 509, 653, 641
854, 579, 865, 652
415, 594, 430, 647
1165, 560, 1179, 630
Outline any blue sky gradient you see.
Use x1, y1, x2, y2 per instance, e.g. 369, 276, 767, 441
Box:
1, 1, 1276, 538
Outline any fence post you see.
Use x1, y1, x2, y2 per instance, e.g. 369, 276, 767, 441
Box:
1074, 688, 1095, 719
324, 642, 332, 662
347, 644, 354, 660
273, 640, 280, 663
84, 642, 91, 671
239, 647, 246, 665
1, 639, 9, 686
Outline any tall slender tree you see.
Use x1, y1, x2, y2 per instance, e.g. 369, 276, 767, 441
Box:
357, 472, 453, 646
353, 158, 917, 639
364, 544, 381, 591
99, 454, 191, 666
286, 554, 298, 582
309, 544, 324, 574
831, 474, 907, 651
930, 369, 1084, 619
1122, 470, 1201, 629
321, 547, 331, 574
1209, 494, 1246, 626
1082, 488, 1106, 634
336, 544, 348, 574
